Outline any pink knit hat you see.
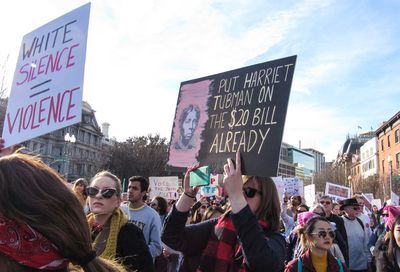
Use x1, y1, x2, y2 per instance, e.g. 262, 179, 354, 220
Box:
383, 205, 400, 231
297, 211, 317, 228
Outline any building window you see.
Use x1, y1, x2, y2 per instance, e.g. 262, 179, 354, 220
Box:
395, 129, 399, 143
381, 139, 384, 151
382, 160, 385, 173
396, 152, 400, 170
388, 135, 391, 148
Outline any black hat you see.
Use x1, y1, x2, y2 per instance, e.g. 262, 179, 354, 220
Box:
339, 198, 361, 210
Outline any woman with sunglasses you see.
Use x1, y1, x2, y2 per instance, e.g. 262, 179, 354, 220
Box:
87, 171, 154, 272
285, 216, 349, 272
162, 151, 286, 271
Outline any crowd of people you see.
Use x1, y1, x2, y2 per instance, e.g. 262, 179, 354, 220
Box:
1, 139, 400, 272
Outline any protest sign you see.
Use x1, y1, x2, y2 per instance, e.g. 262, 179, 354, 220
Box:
283, 177, 303, 197
371, 199, 382, 209
363, 193, 374, 202
149, 176, 179, 200
391, 192, 399, 206
200, 185, 218, 197
167, 56, 297, 176
325, 182, 351, 202
361, 193, 373, 211
2, 3, 90, 147
304, 184, 316, 207
272, 176, 284, 202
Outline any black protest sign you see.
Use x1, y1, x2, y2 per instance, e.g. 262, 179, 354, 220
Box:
167, 55, 296, 177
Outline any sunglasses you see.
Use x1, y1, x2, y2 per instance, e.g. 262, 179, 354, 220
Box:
311, 230, 335, 239
320, 201, 331, 205
243, 187, 262, 198
87, 187, 117, 199
351, 206, 361, 211
150, 203, 158, 207
382, 213, 389, 217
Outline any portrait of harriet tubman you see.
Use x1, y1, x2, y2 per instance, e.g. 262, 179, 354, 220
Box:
174, 104, 200, 150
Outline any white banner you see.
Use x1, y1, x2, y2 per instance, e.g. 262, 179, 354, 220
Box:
2, 3, 90, 147
149, 176, 179, 200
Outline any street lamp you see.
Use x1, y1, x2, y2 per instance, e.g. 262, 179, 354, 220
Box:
388, 155, 393, 196
64, 132, 76, 182
347, 175, 352, 194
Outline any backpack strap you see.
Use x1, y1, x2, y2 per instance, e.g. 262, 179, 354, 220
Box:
355, 217, 365, 230
335, 257, 344, 272
297, 256, 302, 272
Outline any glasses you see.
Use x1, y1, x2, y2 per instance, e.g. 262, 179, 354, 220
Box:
320, 201, 331, 205
243, 187, 262, 198
352, 206, 361, 211
311, 230, 335, 239
87, 187, 117, 199
150, 203, 158, 207
382, 213, 389, 217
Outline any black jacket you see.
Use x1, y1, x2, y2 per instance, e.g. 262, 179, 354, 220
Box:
373, 237, 400, 272
326, 214, 348, 266
116, 223, 155, 272
162, 204, 286, 271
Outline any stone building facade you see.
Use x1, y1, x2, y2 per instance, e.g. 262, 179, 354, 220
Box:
22, 101, 108, 182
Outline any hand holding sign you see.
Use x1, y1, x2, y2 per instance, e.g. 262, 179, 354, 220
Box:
223, 151, 247, 213
184, 164, 200, 197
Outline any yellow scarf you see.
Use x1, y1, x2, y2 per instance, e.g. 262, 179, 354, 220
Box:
87, 208, 128, 260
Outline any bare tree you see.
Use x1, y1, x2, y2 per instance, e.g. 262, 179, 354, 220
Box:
103, 134, 170, 180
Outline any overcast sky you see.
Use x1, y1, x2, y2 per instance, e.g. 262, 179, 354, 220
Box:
1, 0, 399, 161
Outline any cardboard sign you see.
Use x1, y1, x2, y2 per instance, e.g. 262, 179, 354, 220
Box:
2, 3, 90, 147
149, 176, 179, 200
304, 184, 316, 207
167, 56, 297, 176
325, 182, 351, 201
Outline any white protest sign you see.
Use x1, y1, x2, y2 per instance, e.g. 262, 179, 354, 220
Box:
304, 184, 316, 207
272, 176, 284, 202
371, 199, 382, 209
391, 192, 399, 206
283, 177, 304, 197
325, 182, 351, 202
2, 3, 90, 147
200, 185, 218, 197
363, 193, 374, 202
149, 176, 179, 200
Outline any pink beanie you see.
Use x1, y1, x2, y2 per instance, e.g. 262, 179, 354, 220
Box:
383, 205, 400, 231
297, 211, 317, 228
